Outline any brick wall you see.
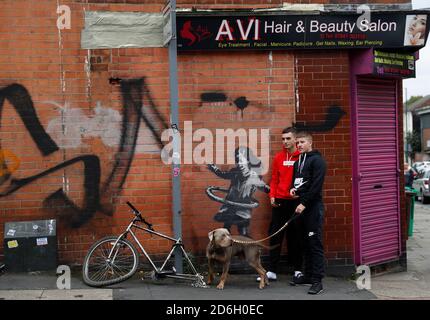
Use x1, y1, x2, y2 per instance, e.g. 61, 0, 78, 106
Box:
422, 127, 430, 151
178, 50, 295, 252
296, 51, 354, 269
0, 0, 174, 263
0, 0, 295, 264
0, 0, 409, 271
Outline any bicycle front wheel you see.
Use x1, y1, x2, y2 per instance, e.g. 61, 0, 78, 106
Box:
82, 236, 139, 287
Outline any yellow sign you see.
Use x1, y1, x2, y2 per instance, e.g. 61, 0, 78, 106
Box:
0, 148, 20, 176
7, 240, 19, 249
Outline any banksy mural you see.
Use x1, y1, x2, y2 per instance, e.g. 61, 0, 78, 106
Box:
206, 146, 270, 237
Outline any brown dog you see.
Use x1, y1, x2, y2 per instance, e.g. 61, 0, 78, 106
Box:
206, 228, 268, 290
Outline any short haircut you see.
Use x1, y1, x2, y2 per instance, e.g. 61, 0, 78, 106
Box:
296, 131, 313, 142
282, 127, 297, 135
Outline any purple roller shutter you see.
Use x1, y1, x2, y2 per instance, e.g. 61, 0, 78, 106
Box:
353, 77, 401, 265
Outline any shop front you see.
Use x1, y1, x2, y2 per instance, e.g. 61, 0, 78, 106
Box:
0, 1, 428, 274
176, 7, 428, 274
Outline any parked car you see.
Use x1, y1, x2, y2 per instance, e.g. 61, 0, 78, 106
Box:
412, 169, 430, 203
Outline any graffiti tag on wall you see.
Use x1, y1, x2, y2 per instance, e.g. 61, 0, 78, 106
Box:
0, 78, 168, 228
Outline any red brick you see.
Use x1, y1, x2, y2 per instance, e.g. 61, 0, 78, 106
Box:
0, 0, 384, 267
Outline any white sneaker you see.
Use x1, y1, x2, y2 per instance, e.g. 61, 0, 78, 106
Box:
267, 271, 277, 280
256, 271, 277, 282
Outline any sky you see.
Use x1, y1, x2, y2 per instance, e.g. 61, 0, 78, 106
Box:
403, 0, 430, 99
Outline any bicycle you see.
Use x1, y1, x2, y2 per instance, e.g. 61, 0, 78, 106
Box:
82, 201, 207, 288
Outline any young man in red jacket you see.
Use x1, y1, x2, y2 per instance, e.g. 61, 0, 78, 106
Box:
257, 127, 305, 284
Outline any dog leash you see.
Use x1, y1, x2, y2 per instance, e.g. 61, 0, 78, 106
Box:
231, 213, 300, 245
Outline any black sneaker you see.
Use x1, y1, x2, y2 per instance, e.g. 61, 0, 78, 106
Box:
289, 274, 312, 286
308, 282, 323, 295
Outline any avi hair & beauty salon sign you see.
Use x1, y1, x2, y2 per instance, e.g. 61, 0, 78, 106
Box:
177, 12, 429, 51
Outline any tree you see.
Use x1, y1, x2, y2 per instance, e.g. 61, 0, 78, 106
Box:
405, 95, 424, 109
406, 130, 421, 161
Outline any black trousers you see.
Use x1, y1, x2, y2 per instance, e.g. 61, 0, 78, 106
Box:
303, 201, 325, 283
268, 198, 304, 273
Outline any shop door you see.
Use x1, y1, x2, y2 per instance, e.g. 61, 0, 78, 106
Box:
353, 77, 401, 265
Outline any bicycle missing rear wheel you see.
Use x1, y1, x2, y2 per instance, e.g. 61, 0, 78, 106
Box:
82, 201, 207, 288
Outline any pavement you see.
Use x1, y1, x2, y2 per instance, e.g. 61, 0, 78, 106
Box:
0, 203, 429, 301
368, 202, 430, 300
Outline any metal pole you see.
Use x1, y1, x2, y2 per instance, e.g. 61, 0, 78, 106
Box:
405, 88, 409, 163
168, 0, 183, 273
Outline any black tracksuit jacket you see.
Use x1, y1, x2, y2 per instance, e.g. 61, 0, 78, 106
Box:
292, 150, 326, 282
293, 150, 326, 209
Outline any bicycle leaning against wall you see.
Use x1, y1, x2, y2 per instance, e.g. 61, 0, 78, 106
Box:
82, 201, 207, 288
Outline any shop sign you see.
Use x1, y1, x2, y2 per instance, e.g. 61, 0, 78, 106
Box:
177, 12, 429, 51
373, 50, 416, 78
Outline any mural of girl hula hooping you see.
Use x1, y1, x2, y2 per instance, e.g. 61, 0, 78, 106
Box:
206, 146, 270, 237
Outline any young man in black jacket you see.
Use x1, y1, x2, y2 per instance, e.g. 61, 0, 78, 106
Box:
290, 131, 326, 295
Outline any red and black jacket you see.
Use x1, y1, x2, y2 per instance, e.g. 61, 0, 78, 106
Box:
269, 149, 300, 199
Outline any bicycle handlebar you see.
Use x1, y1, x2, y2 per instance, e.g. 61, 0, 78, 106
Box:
126, 201, 154, 230
126, 201, 140, 214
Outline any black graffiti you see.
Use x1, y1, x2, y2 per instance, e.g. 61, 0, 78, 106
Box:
0, 79, 168, 227
0, 84, 101, 228
201, 92, 227, 103
18, 156, 99, 228
294, 105, 346, 132
135, 78, 168, 150
200, 92, 250, 114
100, 77, 168, 212
0, 84, 59, 156
99, 79, 143, 208
108, 77, 122, 85
233, 97, 249, 111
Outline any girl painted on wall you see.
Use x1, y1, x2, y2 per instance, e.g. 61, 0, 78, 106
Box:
404, 14, 427, 46
206, 146, 270, 237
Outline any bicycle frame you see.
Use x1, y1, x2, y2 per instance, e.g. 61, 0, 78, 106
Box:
108, 216, 206, 287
